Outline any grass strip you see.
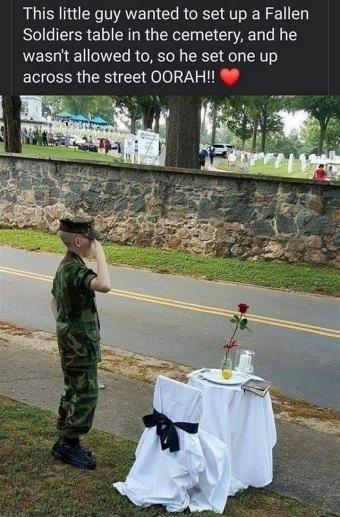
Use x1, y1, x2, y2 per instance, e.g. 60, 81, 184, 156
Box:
0, 396, 336, 517
0, 143, 123, 164
0, 229, 339, 296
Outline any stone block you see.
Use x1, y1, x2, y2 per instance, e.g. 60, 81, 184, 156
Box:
177, 228, 190, 239
64, 192, 80, 205
330, 255, 340, 269
230, 244, 243, 256
130, 196, 146, 212
305, 235, 322, 249
167, 235, 182, 249
275, 214, 296, 234
113, 197, 129, 211
199, 226, 215, 241
250, 220, 274, 236
308, 196, 323, 213
332, 231, 340, 248
198, 198, 217, 219
304, 249, 327, 265
285, 236, 306, 253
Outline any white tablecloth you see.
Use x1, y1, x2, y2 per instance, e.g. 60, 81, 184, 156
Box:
188, 371, 277, 495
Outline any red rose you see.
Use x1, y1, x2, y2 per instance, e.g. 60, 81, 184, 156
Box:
238, 303, 249, 314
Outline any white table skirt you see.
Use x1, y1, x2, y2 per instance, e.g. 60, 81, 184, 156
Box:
188, 372, 277, 495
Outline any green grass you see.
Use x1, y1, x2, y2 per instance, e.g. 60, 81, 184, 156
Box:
0, 143, 123, 164
0, 396, 336, 517
215, 158, 317, 180
1, 229, 339, 296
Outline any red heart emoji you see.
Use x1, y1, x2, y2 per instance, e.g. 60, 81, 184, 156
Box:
219, 68, 241, 87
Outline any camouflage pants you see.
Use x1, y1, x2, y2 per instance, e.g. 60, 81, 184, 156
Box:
57, 365, 98, 439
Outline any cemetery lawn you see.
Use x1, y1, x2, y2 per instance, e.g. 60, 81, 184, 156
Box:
0, 143, 123, 164
0, 396, 336, 517
215, 158, 313, 179
0, 229, 339, 296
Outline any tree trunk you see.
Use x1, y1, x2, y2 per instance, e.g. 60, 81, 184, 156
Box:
161, 107, 169, 141
261, 113, 267, 153
165, 96, 201, 169
211, 102, 218, 145
252, 115, 259, 152
153, 108, 160, 133
318, 119, 328, 155
130, 116, 136, 134
261, 128, 266, 153
142, 106, 155, 129
241, 115, 247, 150
201, 99, 208, 132
2, 95, 22, 153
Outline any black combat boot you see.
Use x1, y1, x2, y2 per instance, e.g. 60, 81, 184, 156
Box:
51, 437, 96, 470
52, 436, 93, 457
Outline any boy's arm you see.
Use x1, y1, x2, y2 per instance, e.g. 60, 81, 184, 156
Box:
89, 240, 111, 293
51, 296, 58, 320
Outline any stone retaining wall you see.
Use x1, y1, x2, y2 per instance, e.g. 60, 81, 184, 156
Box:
0, 154, 339, 268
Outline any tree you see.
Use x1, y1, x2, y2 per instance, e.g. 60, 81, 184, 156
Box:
41, 96, 63, 117
2, 96, 22, 153
300, 117, 340, 154
289, 96, 340, 155
153, 96, 168, 134
266, 131, 304, 157
63, 96, 115, 124
165, 96, 201, 169
113, 96, 142, 133
42, 96, 116, 124
257, 96, 284, 153
207, 97, 226, 144
112, 96, 168, 133
222, 98, 253, 149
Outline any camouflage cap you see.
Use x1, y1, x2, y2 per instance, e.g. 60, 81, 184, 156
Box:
59, 217, 102, 241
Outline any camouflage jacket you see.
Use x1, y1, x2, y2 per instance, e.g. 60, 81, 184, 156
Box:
52, 251, 101, 368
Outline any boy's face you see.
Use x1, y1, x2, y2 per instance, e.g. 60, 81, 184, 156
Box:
73, 234, 93, 257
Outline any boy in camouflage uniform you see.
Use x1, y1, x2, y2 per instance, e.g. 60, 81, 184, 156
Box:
51, 217, 111, 470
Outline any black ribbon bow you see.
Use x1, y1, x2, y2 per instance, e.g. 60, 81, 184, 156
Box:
143, 409, 199, 453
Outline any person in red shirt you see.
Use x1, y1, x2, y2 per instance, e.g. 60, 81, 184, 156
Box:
313, 164, 327, 182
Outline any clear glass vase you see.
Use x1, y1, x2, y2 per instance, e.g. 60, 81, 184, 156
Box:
221, 355, 233, 379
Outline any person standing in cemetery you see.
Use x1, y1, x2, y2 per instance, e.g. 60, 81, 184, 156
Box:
42, 130, 48, 146
105, 138, 111, 155
51, 217, 111, 470
241, 152, 249, 173
99, 137, 106, 154
199, 149, 207, 169
228, 150, 237, 168
313, 164, 328, 182
209, 145, 215, 165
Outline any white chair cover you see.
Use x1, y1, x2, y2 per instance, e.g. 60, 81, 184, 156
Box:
114, 375, 231, 513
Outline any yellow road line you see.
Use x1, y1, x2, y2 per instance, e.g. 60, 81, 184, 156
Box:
1, 265, 339, 339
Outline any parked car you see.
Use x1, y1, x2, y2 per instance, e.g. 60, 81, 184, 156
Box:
76, 138, 98, 152
54, 133, 65, 146
212, 144, 236, 158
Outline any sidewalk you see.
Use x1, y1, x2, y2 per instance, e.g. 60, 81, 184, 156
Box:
0, 340, 339, 515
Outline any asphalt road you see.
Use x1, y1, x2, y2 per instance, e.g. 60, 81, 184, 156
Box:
1, 246, 339, 409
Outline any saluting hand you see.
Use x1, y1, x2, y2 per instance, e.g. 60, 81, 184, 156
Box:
90, 239, 104, 259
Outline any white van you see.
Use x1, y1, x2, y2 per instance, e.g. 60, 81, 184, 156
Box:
212, 144, 235, 158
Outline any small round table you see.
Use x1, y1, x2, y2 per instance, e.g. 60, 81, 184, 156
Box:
188, 370, 277, 495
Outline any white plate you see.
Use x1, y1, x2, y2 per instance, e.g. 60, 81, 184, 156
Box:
201, 369, 246, 385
